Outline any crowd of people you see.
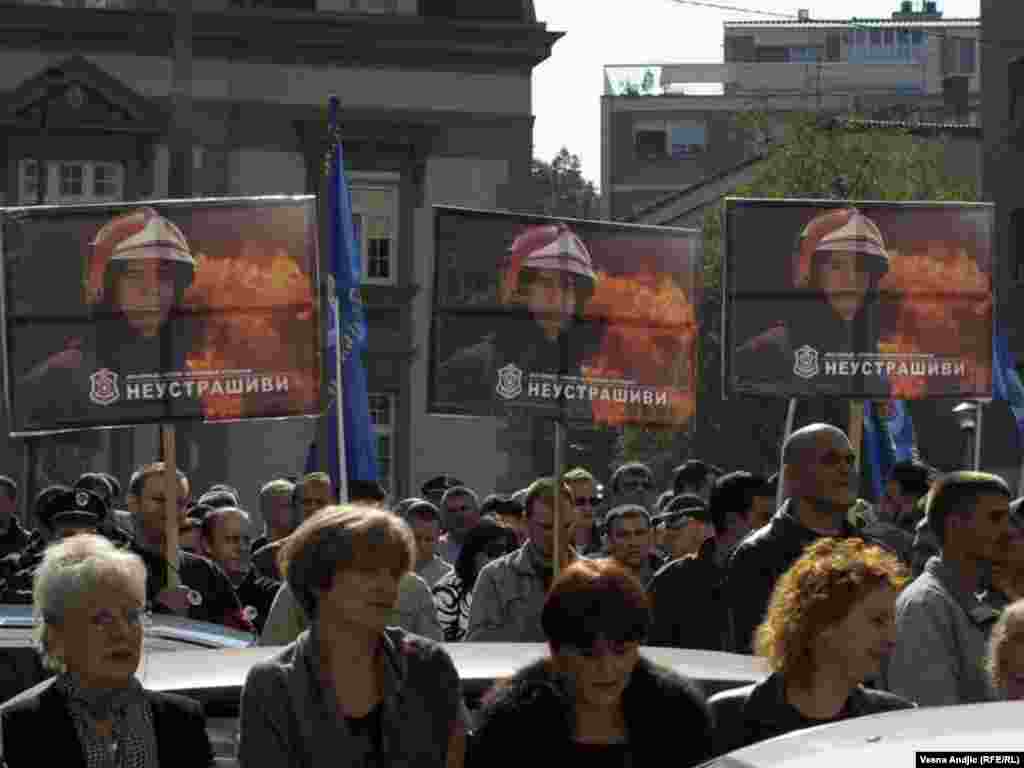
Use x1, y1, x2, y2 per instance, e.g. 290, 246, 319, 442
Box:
1, 422, 1024, 766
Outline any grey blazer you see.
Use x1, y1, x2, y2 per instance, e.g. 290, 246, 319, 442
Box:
238, 624, 463, 768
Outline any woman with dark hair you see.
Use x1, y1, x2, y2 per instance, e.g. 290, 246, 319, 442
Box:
432, 519, 519, 642
708, 537, 914, 757
468, 558, 713, 768
733, 207, 891, 398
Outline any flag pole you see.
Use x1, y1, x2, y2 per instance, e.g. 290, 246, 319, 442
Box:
333, 292, 349, 503
161, 425, 179, 589
553, 417, 566, 581
776, 397, 798, 510
973, 399, 985, 471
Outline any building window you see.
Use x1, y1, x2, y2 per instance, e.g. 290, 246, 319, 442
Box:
18, 159, 40, 203
943, 36, 976, 75
93, 162, 123, 198
634, 128, 667, 160
60, 162, 84, 197
788, 46, 820, 63
351, 186, 397, 286
668, 121, 707, 158
635, 120, 705, 160
368, 392, 395, 494
959, 39, 976, 74
20, 160, 124, 204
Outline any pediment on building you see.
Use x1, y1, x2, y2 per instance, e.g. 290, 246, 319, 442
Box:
0, 55, 166, 134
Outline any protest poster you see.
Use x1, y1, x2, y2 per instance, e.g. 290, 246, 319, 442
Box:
429, 206, 702, 428
723, 199, 994, 400
2, 196, 321, 436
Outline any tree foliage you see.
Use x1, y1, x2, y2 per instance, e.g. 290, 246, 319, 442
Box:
618, 112, 981, 478
527, 147, 602, 220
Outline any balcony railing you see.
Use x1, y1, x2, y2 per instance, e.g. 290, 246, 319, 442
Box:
605, 60, 960, 98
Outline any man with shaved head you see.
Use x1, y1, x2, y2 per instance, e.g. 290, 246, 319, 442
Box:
725, 423, 874, 653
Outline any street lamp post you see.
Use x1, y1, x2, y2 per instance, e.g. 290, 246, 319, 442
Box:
952, 401, 979, 470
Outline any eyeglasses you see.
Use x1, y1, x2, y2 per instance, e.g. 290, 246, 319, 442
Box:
663, 516, 696, 530
90, 607, 152, 631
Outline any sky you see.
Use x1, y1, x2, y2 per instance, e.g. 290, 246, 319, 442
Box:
531, 0, 981, 191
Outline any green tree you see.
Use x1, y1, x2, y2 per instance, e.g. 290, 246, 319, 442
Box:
528, 147, 602, 220
617, 112, 980, 478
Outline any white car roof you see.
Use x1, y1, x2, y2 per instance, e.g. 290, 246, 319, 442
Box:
138, 643, 769, 697
707, 701, 1022, 768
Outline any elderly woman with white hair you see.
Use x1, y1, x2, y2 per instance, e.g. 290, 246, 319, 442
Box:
0, 534, 213, 767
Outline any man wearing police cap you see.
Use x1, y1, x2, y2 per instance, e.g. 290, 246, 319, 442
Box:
436, 222, 606, 412
20, 206, 202, 429
733, 207, 890, 398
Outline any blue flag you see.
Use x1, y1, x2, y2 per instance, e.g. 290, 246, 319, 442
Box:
993, 330, 1024, 448
307, 96, 378, 498
863, 401, 897, 503
887, 400, 916, 463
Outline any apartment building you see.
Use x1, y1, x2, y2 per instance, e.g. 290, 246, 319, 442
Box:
602, 1, 980, 222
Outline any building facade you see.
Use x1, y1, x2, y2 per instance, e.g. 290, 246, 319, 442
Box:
0, 0, 560, 519
602, 2, 981, 222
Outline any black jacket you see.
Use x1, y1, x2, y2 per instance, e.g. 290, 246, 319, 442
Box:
0, 521, 30, 561
234, 568, 281, 634
469, 656, 713, 768
132, 544, 250, 631
648, 538, 731, 651
725, 503, 880, 654
707, 672, 914, 757
0, 677, 214, 768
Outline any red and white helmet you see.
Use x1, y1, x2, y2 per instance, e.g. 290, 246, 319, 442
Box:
501, 223, 597, 302
794, 207, 889, 288
84, 207, 195, 305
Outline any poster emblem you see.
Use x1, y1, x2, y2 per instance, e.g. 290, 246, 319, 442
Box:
89, 368, 120, 405
793, 346, 819, 380
495, 363, 523, 400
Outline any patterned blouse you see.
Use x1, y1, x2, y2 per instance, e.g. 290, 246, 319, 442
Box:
431, 570, 471, 642
56, 674, 158, 768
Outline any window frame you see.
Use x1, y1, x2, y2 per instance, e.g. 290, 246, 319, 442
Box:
367, 391, 395, 495
18, 159, 125, 204
349, 175, 399, 287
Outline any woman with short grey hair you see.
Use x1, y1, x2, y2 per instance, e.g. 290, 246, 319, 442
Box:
0, 534, 213, 767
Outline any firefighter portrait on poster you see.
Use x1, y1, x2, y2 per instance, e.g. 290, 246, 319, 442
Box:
3, 199, 321, 435
436, 222, 606, 409
726, 200, 993, 400
430, 207, 701, 429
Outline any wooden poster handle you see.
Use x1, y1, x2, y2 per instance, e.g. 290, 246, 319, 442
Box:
162, 424, 179, 589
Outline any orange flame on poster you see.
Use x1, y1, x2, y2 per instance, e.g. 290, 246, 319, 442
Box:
879, 241, 992, 399
182, 247, 319, 420
582, 272, 698, 427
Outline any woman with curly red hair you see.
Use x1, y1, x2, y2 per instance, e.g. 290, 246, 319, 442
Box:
709, 537, 914, 756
